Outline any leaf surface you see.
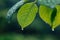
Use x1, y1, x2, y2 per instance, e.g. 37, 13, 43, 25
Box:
17, 2, 38, 29
52, 5, 60, 31
39, 5, 53, 26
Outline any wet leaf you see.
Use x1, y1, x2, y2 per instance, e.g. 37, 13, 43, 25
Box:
52, 5, 60, 31
39, 5, 60, 31
17, 2, 38, 29
39, 5, 53, 26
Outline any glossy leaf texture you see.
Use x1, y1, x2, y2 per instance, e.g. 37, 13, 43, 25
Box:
52, 5, 60, 31
39, 5, 53, 26
17, 2, 38, 29
39, 5, 60, 31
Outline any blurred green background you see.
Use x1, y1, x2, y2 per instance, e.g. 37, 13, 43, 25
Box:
0, 0, 60, 40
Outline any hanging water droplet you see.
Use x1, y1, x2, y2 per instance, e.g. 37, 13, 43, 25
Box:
52, 28, 54, 31
21, 28, 24, 31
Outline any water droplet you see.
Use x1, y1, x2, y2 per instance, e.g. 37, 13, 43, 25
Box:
21, 28, 24, 31
52, 28, 54, 31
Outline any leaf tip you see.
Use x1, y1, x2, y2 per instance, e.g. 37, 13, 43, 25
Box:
21, 28, 24, 31
52, 28, 54, 31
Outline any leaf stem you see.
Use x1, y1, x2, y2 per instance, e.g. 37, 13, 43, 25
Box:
6, 0, 25, 23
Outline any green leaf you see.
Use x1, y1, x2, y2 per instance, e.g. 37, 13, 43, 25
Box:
39, 5, 60, 31
17, 2, 38, 29
52, 5, 60, 31
39, 5, 53, 26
